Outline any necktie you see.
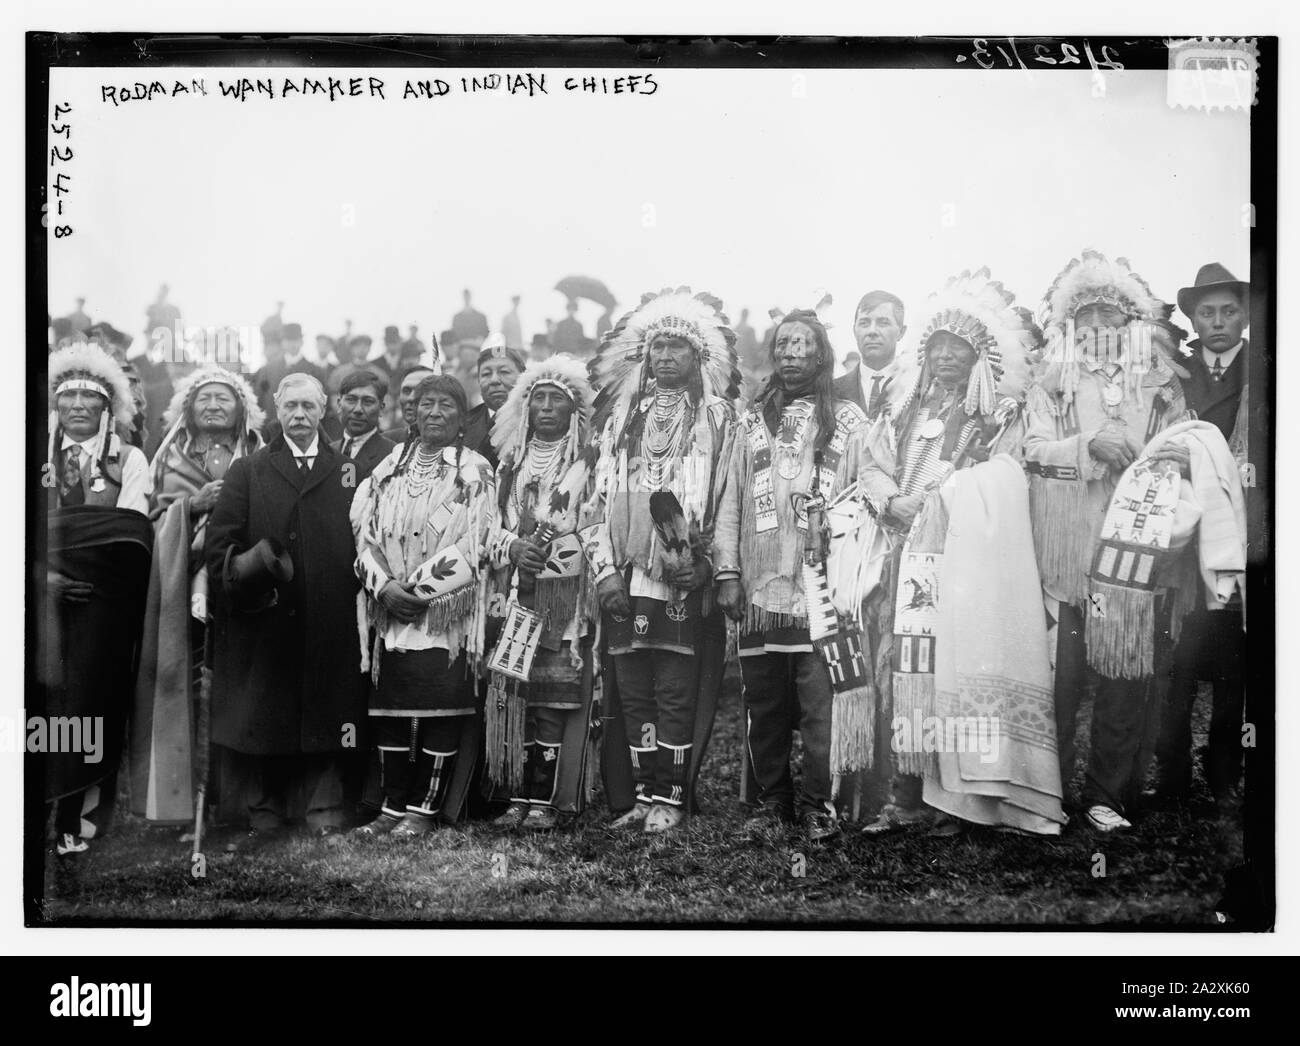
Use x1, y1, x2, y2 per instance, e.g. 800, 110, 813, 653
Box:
298, 456, 311, 474
868, 374, 885, 417
61, 445, 86, 506
342, 438, 354, 459
1211, 358, 1224, 382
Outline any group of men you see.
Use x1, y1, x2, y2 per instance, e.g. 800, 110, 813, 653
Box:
41, 252, 1252, 857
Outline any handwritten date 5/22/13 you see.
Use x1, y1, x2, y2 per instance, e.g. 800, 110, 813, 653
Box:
958, 39, 1125, 71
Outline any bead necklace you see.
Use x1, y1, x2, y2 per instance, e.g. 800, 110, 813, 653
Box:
642, 388, 689, 490
405, 445, 447, 498
513, 437, 567, 519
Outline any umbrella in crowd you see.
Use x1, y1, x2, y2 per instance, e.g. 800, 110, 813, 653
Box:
554, 275, 617, 311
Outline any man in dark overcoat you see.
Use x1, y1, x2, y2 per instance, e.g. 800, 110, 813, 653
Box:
206, 372, 365, 839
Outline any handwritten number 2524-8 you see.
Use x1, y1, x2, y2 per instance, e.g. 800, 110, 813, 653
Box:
966, 39, 1124, 71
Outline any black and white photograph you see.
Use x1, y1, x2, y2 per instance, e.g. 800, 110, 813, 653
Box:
10, 4, 1287, 960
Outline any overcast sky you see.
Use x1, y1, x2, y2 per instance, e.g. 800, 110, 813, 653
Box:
47, 65, 1250, 368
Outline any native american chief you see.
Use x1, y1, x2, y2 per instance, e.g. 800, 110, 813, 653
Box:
131, 365, 264, 826
857, 269, 1066, 837
579, 288, 740, 834
1022, 250, 1241, 833
43, 343, 153, 854
483, 353, 601, 831
713, 304, 872, 843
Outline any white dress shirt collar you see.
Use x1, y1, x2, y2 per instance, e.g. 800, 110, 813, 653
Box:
60, 433, 97, 452
287, 434, 320, 461
858, 355, 900, 401
1203, 341, 1243, 372
342, 427, 377, 456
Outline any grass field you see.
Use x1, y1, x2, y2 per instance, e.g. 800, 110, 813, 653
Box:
37, 670, 1251, 928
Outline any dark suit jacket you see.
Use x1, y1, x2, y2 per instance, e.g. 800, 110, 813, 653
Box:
331, 430, 395, 488
833, 368, 867, 415
462, 402, 498, 469
206, 436, 365, 755
1182, 339, 1246, 443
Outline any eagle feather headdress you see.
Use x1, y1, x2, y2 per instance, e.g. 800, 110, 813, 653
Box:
1037, 250, 1187, 406
161, 364, 265, 433
48, 342, 136, 427
491, 352, 594, 469
47, 342, 138, 484
150, 364, 265, 484
589, 287, 740, 436
902, 267, 1043, 420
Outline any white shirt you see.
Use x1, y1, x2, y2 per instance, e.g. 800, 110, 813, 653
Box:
340, 427, 378, 458
1203, 341, 1244, 374
60, 432, 151, 515
286, 433, 321, 471
858, 355, 904, 413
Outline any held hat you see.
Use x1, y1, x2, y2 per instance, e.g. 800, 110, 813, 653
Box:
222, 538, 294, 613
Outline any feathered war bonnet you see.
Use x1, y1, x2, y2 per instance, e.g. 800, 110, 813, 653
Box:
904, 267, 1043, 420
588, 287, 741, 437
150, 364, 265, 482
47, 342, 137, 480
1038, 249, 1182, 406
490, 351, 594, 471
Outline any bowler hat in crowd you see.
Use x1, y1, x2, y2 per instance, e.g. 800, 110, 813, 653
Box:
86, 321, 133, 350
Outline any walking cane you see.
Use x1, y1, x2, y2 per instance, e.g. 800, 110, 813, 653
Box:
191, 627, 213, 859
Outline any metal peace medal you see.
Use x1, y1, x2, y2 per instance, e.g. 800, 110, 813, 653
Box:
919, 418, 946, 440
777, 453, 802, 480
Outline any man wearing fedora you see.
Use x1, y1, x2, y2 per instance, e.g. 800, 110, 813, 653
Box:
206, 372, 366, 842
1150, 263, 1250, 807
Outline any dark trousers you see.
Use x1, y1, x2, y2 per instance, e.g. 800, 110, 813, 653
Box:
373, 715, 463, 818
240, 752, 348, 831
52, 764, 121, 839
741, 651, 833, 817
616, 649, 697, 806
1155, 605, 1245, 798
54, 793, 83, 836
1054, 602, 1150, 815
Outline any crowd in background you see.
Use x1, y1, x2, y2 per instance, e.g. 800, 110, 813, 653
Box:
40, 253, 1254, 860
